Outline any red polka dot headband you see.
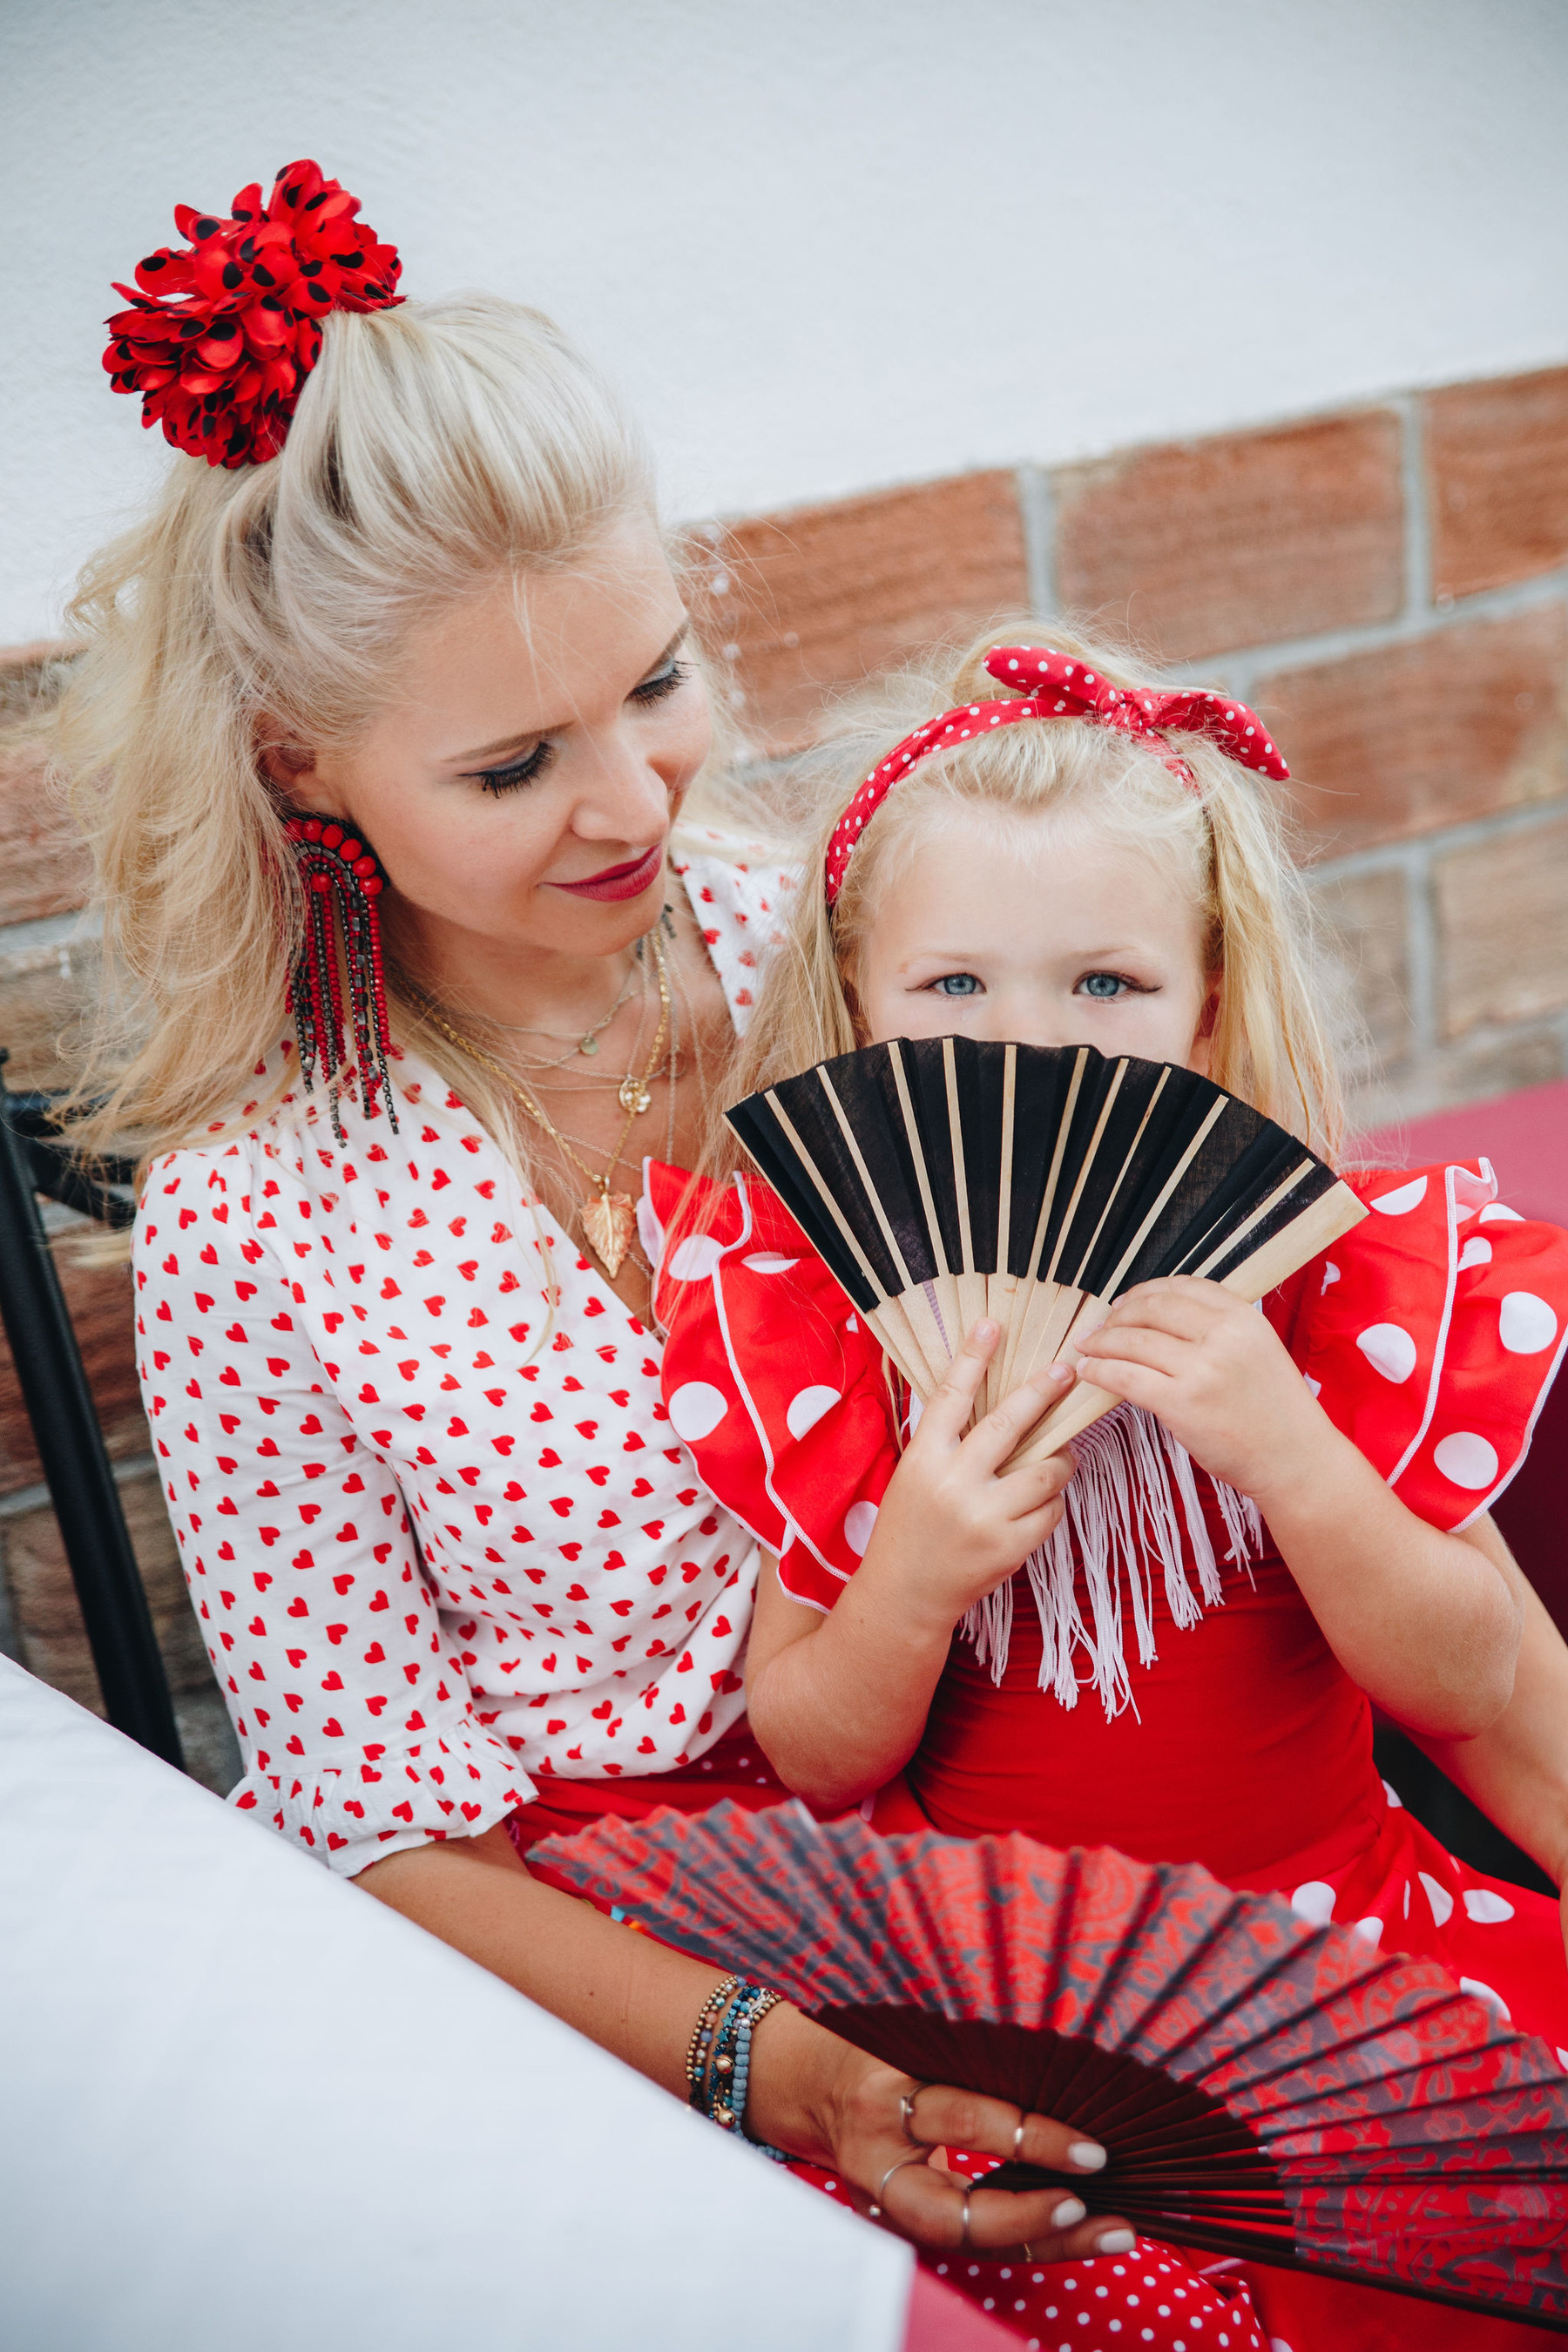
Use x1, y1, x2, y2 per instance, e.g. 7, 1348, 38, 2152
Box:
823, 644, 1290, 905
102, 159, 403, 470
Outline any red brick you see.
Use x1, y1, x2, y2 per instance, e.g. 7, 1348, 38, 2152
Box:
685, 471, 1028, 754
2, 1467, 204, 1713
1425, 368, 1568, 600
1310, 866, 1412, 1076
1434, 814, 1568, 1041
0, 645, 90, 927
1255, 605, 1568, 855
0, 1241, 146, 1500
1052, 412, 1405, 663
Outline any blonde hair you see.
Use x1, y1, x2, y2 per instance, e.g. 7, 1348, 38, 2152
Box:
716, 622, 1349, 1174
47, 294, 679, 1179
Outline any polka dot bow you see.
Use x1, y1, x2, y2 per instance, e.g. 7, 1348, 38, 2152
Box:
823, 644, 1290, 904
103, 159, 403, 469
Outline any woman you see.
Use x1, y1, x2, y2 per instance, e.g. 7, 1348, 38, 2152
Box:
53, 159, 1126, 2266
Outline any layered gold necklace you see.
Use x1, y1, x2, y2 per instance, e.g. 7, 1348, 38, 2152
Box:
419, 922, 672, 1280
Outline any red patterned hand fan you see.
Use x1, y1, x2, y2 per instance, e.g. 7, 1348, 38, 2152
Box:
535, 1804, 1568, 2331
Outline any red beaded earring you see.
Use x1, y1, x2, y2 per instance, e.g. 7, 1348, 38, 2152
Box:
283, 814, 398, 1139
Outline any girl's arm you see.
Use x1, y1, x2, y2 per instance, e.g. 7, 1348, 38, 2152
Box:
746, 1328, 1075, 1812
1415, 1517, 1568, 1951
360, 1826, 1129, 2258
1076, 1279, 1522, 1738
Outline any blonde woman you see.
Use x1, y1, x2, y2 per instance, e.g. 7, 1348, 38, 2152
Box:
44, 159, 1137, 2263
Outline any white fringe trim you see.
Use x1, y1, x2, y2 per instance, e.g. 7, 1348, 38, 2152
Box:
963, 1403, 1264, 1720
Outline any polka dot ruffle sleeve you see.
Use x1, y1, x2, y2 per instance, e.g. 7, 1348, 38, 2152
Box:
649, 1164, 899, 1612
1267, 1159, 1568, 1529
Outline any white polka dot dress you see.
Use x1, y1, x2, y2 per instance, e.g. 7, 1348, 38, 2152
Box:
133, 835, 794, 1876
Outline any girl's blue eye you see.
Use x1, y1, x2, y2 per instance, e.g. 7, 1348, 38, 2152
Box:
932, 972, 983, 997
1079, 971, 1129, 998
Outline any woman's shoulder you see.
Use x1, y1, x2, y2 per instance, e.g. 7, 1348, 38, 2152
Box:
1267, 1157, 1568, 1529
668, 821, 801, 1035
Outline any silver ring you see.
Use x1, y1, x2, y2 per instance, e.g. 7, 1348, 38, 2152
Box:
875, 2149, 929, 2207
900, 2085, 931, 2146
1011, 2119, 1027, 2159
961, 2188, 973, 2247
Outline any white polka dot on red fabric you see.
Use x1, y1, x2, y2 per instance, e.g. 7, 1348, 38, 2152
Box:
1433, 1430, 1498, 1489
1420, 1870, 1455, 1925
843, 1500, 878, 1556
666, 1233, 727, 1282
785, 1385, 841, 1439
1369, 1174, 1428, 1215
741, 1253, 799, 1274
1457, 1235, 1492, 1271
1479, 1201, 1524, 1223
1463, 1887, 1515, 1923
1355, 1321, 1417, 1382
667, 1382, 728, 1442
1290, 1880, 1335, 1924
1499, 1291, 1558, 1353
1460, 1974, 1511, 2021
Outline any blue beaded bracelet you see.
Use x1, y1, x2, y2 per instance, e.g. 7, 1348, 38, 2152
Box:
705, 1977, 788, 2162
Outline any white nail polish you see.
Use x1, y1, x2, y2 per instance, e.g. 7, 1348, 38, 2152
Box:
1069, 2141, 1107, 2170
1051, 2197, 1086, 2227
1097, 2228, 1136, 2254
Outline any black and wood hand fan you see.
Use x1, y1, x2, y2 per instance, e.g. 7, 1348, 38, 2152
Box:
535, 1802, 1568, 2332
725, 1038, 1366, 1456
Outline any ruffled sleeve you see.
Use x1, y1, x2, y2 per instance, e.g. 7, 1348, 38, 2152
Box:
646, 1163, 899, 1611
1265, 1158, 1568, 1530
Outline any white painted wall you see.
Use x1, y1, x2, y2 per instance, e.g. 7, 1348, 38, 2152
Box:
3, 0, 1567, 643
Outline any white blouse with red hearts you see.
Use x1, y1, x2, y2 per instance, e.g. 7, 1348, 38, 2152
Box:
133, 831, 795, 1876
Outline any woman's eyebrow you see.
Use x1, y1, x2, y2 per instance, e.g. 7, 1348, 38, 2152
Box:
450, 624, 693, 767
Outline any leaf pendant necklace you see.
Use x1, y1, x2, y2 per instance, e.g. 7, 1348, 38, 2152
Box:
580, 1188, 638, 1279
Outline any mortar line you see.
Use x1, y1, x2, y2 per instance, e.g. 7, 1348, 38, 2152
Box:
1396, 391, 1433, 624
1016, 463, 1058, 619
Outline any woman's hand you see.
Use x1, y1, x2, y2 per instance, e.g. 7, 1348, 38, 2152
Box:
864, 1321, 1076, 1633
747, 2006, 1132, 2263
1072, 1276, 1331, 1510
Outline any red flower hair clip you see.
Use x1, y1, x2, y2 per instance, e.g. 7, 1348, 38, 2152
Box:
102, 159, 403, 469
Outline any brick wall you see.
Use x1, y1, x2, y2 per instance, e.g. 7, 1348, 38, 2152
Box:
3, 362, 1565, 1747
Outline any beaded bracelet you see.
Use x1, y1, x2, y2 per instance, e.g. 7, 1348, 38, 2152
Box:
706, 1977, 788, 2162
685, 1976, 740, 2111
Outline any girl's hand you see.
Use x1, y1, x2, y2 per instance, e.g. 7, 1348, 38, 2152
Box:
1073, 1276, 1335, 1509
864, 1321, 1075, 1632
750, 2010, 1132, 2263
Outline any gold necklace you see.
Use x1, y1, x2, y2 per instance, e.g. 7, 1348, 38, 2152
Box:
420, 923, 672, 1280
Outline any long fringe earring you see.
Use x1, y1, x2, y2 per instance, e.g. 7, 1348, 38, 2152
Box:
283, 814, 399, 1142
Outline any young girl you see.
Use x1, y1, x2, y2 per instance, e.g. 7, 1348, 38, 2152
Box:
651, 627, 1568, 2349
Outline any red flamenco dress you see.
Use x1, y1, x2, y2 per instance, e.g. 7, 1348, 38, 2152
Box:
648, 1154, 1568, 2351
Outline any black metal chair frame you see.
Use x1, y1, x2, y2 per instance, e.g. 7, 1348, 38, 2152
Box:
0, 1049, 183, 1766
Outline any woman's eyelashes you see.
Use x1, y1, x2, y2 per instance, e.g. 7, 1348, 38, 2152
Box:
470, 740, 555, 796
630, 656, 692, 705
463, 660, 692, 796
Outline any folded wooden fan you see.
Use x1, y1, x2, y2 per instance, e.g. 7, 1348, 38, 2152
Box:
725, 1038, 1367, 1458
536, 1803, 1568, 2332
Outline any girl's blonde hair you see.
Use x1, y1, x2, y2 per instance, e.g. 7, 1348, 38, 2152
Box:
46, 294, 678, 1175
716, 622, 1349, 1173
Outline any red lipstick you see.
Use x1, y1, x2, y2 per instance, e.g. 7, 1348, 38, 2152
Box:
550, 844, 666, 903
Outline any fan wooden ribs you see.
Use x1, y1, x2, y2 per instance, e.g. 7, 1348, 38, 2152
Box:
726, 1038, 1367, 1456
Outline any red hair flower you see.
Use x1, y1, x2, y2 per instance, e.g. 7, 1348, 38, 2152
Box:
102, 159, 403, 469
